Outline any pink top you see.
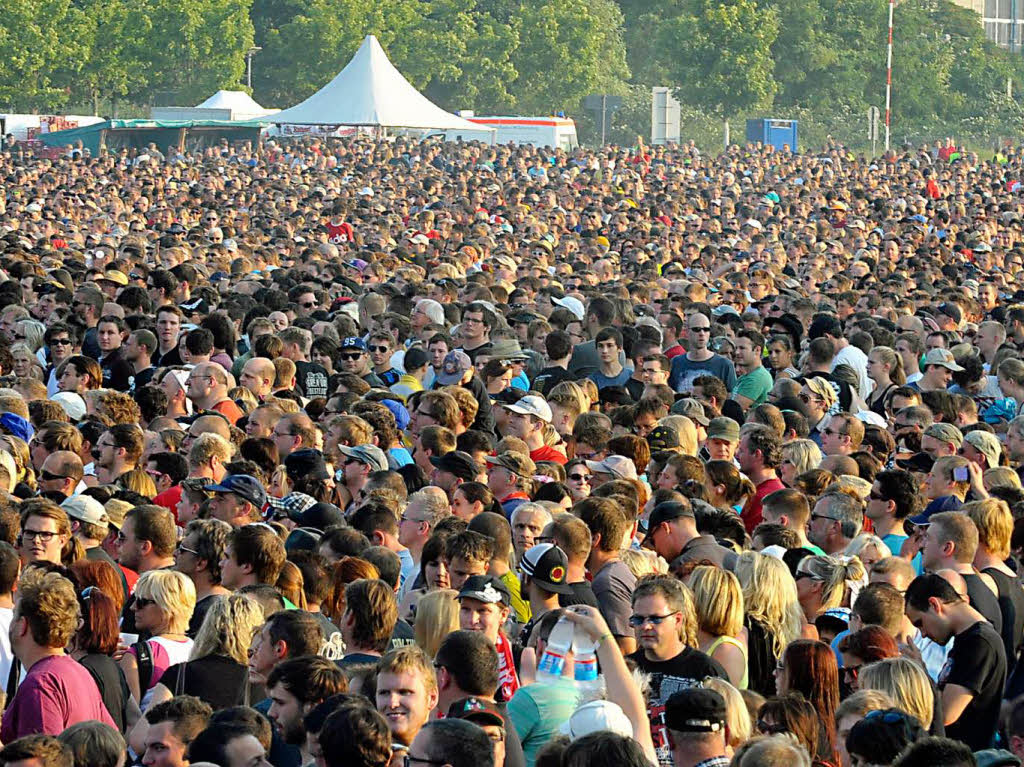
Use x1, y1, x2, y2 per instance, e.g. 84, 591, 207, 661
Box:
1, 654, 116, 741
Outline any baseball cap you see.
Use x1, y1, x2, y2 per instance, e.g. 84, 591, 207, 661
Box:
0, 413, 33, 444
51, 391, 87, 421
551, 296, 585, 320
664, 688, 727, 733
285, 527, 323, 553
104, 499, 132, 530
265, 491, 317, 521
179, 298, 211, 315
706, 416, 740, 443
964, 430, 1002, 468
457, 575, 511, 606
519, 543, 573, 595
447, 697, 505, 727
205, 474, 267, 509
560, 700, 633, 740
647, 425, 681, 451
429, 450, 481, 482
285, 449, 331, 481
671, 398, 710, 426
641, 501, 694, 547
924, 422, 963, 448
504, 395, 552, 423
61, 496, 108, 526
922, 348, 964, 371
338, 444, 389, 473
436, 350, 472, 385
585, 455, 638, 480
340, 337, 367, 351
291, 502, 346, 530
937, 303, 963, 324
485, 451, 536, 478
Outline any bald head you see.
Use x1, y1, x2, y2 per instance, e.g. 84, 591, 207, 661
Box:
189, 414, 232, 441
241, 357, 276, 398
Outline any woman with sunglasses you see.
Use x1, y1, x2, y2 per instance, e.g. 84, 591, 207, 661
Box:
118, 570, 196, 709
564, 459, 591, 502
795, 555, 866, 625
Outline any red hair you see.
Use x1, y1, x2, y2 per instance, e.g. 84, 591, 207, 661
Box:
782, 639, 839, 763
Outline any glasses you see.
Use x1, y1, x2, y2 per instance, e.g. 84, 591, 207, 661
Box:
134, 597, 156, 609
568, 473, 591, 482
176, 543, 200, 556
301, 301, 318, 308
823, 427, 845, 437
22, 529, 58, 543
340, 352, 363, 361
49, 338, 72, 346
794, 570, 821, 581
810, 512, 839, 522
868, 491, 887, 502
799, 392, 822, 404
369, 345, 390, 353
628, 611, 681, 627
690, 327, 711, 333
39, 470, 70, 481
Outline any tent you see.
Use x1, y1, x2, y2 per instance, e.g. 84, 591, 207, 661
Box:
267, 35, 486, 131
195, 90, 277, 120
37, 119, 264, 155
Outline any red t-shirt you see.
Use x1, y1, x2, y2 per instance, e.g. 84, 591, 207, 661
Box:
327, 220, 354, 244
741, 477, 786, 534
211, 399, 244, 426
530, 445, 568, 465
153, 485, 183, 519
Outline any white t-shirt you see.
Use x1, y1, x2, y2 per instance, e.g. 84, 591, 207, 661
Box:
833, 344, 871, 399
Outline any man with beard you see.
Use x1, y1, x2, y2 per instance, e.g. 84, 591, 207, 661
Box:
267, 657, 347, 766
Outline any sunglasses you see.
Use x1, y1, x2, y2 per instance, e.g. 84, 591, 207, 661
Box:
49, 338, 71, 346
39, 470, 70, 481
301, 301, 317, 308
340, 352, 363, 361
568, 473, 591, 482
369, 345, 390, 353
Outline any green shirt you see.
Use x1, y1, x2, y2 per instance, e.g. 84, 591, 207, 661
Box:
507, 678, 579, 767
733, 365, 773, 406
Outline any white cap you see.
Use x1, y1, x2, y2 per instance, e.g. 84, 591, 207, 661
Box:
559, 700, 633, 740
552, 295, 585, 320
504, 395, 552, 423
51, 391, 86, 421
585, 455, 638, 480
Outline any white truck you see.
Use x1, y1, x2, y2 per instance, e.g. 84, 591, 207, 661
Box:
442, 115, 579, 150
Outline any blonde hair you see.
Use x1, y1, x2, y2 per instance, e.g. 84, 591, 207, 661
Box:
691, 565, 744, 637
782, 439, 823, 477
834, 688, 893, 723
984, 466, 1021, 492
659, 415, 697, 456
378, 645, 438, 694
844, 534, 888, 563
869, 346, 906, 386
412, 589, 460, 660
800, 555, 866, 611
134, 570, 197, 635
119, 466, 157, 498
858, 657, 934, 729
621, 548, 668, 579
965, 497, 1014, 560
735, 552, 803, 657
633, 575, 698, 648
703, 677, 751, 749
190, 593, 263, 664
548, 381, 589, 417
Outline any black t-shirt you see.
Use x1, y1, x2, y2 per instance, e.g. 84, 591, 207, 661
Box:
624, 377, 645, 402
964, 573, 1003, 637
982, 567, 1024, 668
160, 655, 261, 710
939, 620, 1006, 750
295, 361, 329, 398
559, 580, 600, 609
460, 342, 492, 365
628, 647, 727, 767
532, 366, 574, 396
79, 653, 129, 733
390, 618, 416, 651
100, 347, 133, 392
188, 594, 225, 638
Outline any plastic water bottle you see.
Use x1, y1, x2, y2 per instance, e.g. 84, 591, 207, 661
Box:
573, 631, 602, 697
537, 616, 574, 683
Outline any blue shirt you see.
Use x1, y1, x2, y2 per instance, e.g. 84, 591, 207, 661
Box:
588, 366, 633, 390
398, 547, 415, 590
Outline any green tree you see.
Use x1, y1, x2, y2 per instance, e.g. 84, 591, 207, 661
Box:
0, 0, 88, 111
511, 0, 630, 114
135, 0, 255, 105
661, 0, 779, 118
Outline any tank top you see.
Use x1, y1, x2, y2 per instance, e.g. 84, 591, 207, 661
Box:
705, 635, 748, 689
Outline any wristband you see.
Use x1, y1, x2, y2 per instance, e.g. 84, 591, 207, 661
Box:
597, 632, 614, 646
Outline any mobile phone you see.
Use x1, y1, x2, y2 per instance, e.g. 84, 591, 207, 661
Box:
953, 466, 969, 482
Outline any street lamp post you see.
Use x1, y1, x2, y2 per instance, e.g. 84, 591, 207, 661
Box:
246, 46, 262, 90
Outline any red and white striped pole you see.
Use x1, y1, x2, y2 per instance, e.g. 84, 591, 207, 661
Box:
884, 0, 894, 152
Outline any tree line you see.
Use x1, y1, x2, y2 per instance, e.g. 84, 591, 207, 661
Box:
1, 0, 1021, 148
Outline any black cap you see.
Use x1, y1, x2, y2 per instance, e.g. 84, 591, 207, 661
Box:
519, 543, 573, 595
285, 527, 323, 553
285, 448, 331, 482
292, 502, 346, 530
647, 425, 681, 451
641, 501, 694, 547
429, 450, 481, 482
457, 575, 511, 606
664, 688, 727, 733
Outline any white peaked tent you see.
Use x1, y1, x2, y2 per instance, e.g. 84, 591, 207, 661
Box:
267, 35, 485, 130
196, 90, 275, 117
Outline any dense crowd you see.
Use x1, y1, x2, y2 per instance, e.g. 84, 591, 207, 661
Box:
0, 134, 1021, 767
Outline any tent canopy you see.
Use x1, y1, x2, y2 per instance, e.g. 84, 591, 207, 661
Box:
196, 90, 271, 114
268, 35, 485, 131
